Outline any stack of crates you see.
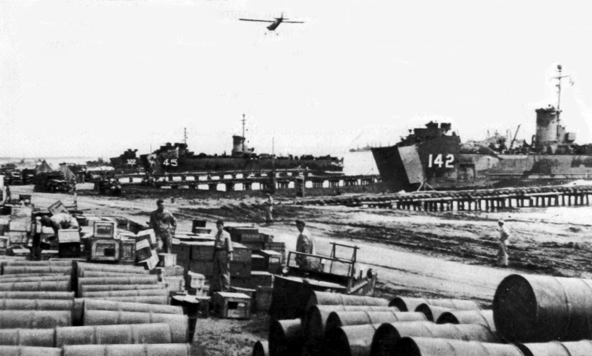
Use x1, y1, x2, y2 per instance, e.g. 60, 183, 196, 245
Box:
5, 206, 33, 247
90, 220, 119, 262
187, 241, 252, 280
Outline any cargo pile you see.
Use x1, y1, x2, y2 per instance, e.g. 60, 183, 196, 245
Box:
253, 274, 592, 356
0, 257, 194, 355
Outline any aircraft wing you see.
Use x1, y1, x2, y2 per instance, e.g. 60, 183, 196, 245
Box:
282, 20, 305, 24
239, 18, 275, 23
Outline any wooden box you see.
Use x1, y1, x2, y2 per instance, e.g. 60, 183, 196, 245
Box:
232, 243, 251, 263
120, 239, 136, 263
48, 201, 69, 215
90, 238, 120, 262
6, 231, 28, 245
41, 250, 59, 260
192, 228, 211, 234
230, 286, 257, 312
213, 292, 251, 319
256, 286, 273, 312
189, 261, 213, 277
158, 253, 177, 267
58, 229, 80, 243
135, 238, 152, 262
9, 219, 30, 232
239, 233, 263, 243
93, 221, 116, 239
251, 255, 266, 271
190, 242, 215, 261
0, 236, 8, 250
58, 242, 81, 258
186, 271, 206, 291
171, 243, 191, 264
152, 265, 185, 278
239, 241, 263, 252
259, 250, 283, 274
230, 261, 251, 279
163, 276, 185, 293
251, 271, 274, 288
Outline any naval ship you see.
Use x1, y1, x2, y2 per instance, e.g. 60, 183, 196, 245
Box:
372, 65, 592, 191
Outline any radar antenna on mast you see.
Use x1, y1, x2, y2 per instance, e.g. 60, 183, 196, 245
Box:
553, 64, 571, 123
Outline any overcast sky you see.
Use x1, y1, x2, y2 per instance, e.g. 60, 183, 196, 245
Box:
1, 0, 592, 159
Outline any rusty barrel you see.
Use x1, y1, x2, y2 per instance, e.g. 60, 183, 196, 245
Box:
2, 266, 72, 275
370, 323, 501, 356
56, 322, 188, 345
253, 340, 269, 356
493, 274, 592, 342
0, 291, 75, 300
414, 304, 453, 322
62, 344, 191, 356
269, 319, 303, 356
92, 296, 168, 304
326, 311, 429, 336
0, 310, 72, 328
390, 297, 481, 312
392, 337, 524, 356
0, 299, 74, 311
2, 260, 73, 266
83, 299, 182, 315
436, 310, 496, 332
517, 340, 592, 356
304, 305, 400, 356
83, 309, 188, 329
307, 292, 389, 310
0, 346, 62, 356
81, 289, 167, 298
0, 281, 71, 292
79, 271, 150, 278
76, 262, 149, 276
0, 329, 56, 347
0, 275, 72, 283
77, 276, 159, 296
80, 283, 166, 294
324, 323, 383, 356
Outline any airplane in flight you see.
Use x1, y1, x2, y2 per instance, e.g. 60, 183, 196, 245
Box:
239, 13, 304, 32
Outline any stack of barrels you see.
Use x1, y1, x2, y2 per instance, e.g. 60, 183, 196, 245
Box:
256, 290, 504, 356
257, 273, 592, 356
0, 257, 195, 355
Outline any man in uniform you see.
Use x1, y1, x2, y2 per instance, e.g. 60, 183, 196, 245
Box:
149, 199, 177, 253
295, 219, 318, 270
40, 213, 80, 234
497, 219, 510, 267
265, 193, 274, 224
211, 220, 233, 293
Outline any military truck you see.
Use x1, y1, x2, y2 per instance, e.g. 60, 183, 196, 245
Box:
33, 172, 71, 193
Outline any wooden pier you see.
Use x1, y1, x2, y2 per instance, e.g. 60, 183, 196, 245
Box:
298, 185, 592, 211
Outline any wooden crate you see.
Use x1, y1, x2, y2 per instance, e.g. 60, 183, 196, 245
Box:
93, 221, 116, 239
232, 243, 251, 263
152, 265, 185, 278
9, 219, 30, 232
250, 271, 274, 288
189, 261, 213, 277
213, 292, 251, 319
90, 238, 120, 262
258, 250, 283, 274
171, 243, 191, 264
0, 236, 8, 250
190, 242, 215, 261
239, 233, 264, 243
186, 271, 206, 290
230, 261, 251, 279
6, 231, 28, 245
120, 239, 136, 263
239, 241, 264, 252
256, 286, 273, 312
230, 286, 257, 312
48, 201, 69, 215
41, 250, 59, 260
58, 229, 80, 243
158, 253, 177, 267
251, 255, 266, 271
58, 242, 82, 258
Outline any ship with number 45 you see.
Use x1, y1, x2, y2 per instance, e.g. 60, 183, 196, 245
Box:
372, 65, 592, 191
110, 117, 344, 175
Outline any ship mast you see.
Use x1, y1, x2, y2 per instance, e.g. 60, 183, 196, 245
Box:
242, 114, 246, 153
183, 128, 187, 145
553, 64, 570, 123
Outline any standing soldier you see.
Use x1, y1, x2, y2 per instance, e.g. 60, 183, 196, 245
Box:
211, 220, 233, 293
497, 219, 510, 267
265, 193, 274, 224
149, 199, 177, 253
295, 219, 318, 270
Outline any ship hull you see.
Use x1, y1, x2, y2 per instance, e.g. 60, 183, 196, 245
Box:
372, 144, 592, 191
